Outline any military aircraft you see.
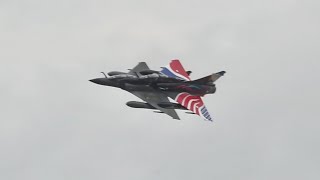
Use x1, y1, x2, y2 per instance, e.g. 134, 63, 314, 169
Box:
89, 60, 225, 121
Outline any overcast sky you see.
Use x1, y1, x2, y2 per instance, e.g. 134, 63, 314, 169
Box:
1, 0, 320, 179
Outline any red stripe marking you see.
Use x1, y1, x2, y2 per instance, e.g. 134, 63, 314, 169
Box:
182, 95, 197, 107
176, 93, 189, 103
169, 59, 191, 81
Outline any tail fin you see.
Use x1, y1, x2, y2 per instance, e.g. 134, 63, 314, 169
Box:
161, 59, 191, 81
190, 71, 226, 85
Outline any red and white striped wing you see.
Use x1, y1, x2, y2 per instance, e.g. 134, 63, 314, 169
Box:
175, 92, 212, 121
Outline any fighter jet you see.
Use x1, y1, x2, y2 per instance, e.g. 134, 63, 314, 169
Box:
89, 60, 225, 121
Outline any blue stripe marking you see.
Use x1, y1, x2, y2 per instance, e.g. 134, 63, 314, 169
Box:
161, 68, 179, 79
201, 108, 207, 113
188, 85, 202, 90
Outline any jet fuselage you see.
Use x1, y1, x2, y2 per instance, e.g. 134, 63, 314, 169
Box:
89, 73, 216, 96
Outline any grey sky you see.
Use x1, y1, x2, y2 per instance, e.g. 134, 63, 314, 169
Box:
1, 0, 319, 179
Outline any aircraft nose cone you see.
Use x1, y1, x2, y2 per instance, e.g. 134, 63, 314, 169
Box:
89, 78, 102, 84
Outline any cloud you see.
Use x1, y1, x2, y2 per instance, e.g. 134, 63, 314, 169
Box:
1, 0, 319, 179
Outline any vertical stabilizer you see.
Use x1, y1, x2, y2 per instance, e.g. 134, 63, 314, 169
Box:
161, 59, 191, 81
